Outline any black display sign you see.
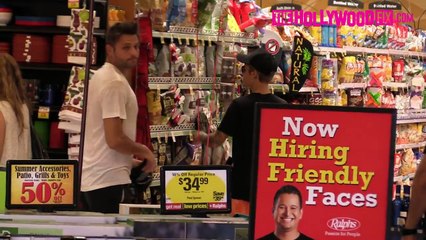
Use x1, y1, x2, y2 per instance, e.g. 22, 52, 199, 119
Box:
289, 35, 314, 94
328, 0, 364, 9
369, 1, 401, 10
5, 160, 79, 211
271, 3, 302, 11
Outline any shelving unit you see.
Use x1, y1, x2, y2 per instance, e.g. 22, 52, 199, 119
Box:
148, 77, 221, 90
150, 124, 195, 139
152, 26, 259, 45
314, 46, 426, 58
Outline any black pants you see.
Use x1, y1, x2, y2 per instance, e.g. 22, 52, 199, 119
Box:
81, 184, 133, 213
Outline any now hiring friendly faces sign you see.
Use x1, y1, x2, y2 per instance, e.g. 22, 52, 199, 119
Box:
250, 104, 396, 239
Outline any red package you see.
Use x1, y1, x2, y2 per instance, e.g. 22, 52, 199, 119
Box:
392, 59, 404, 82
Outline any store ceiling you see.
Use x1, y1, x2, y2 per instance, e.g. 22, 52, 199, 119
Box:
256, 0, 426, 29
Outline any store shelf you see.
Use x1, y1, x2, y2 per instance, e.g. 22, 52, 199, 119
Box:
0, 25, 70, 34
0, 26, 105, 36
395, 141, 426, 150
314, 46, 346, 54
397, 118, 426, 124
338, 83, 367, 89
299, 87, 319, 93
313, 46, 426, 58
19, 63, 73, 71
270, 84, 289, 93
382, 82, 409, 88
150, 123, 195, 139
153, 27, 258, 45
148, 77, 221, 90
394, 173, 415, 182
397, 109, 426, 122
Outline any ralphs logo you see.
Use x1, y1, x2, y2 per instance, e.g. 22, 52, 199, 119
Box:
327, 217, 360, 231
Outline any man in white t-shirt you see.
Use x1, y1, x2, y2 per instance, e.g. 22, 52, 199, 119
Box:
81, 22, 155, 213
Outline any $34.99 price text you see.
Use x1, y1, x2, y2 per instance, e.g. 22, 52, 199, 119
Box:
178, 177, 208, 191
21, 181, 66, 204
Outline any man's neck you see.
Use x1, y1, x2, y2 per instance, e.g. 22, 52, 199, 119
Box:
250, 81, 270, 94
106, 61, 132, 84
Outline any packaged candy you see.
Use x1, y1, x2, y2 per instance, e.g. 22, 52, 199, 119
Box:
197, 0, 217, 28
155, 44, 171, 77
151, 0, 168, 31
322, 92, 336, 106
147, 90, 163, 125
400, 149, 416, 176
337, 89, 347, 106
353, 56, 366, 83
369, 56, 384, 87
166, 0, 187, 29
381, 90, 396, 108
395, 93, 410, 110
381, 55, 392, 82
307, 93, 322, 105
394, 152, 402, 177
392, 59, 405, 82
320, 58, 337, 92
305, 56, 319, 87
338, 56, 356, 83
309, 26, 321, 46
321, 25, 329, 47
365, 87, 383, 107
347, 88, 364, 107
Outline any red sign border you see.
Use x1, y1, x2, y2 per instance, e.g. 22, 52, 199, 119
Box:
249, 103, 396, 240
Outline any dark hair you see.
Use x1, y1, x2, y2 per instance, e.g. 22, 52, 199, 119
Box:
258, 71, 275, 83
106, 22, 138, 46
273, 185, 303, 209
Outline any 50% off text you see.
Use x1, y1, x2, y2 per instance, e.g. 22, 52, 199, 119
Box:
21, 182, 66, 204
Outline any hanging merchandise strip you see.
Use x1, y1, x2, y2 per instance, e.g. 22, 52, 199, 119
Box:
153, 26, 259, 45
148, 77, 221, 84
315, 46, 426, 58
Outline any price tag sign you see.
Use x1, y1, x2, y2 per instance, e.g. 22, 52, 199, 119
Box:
37, 106, 50, 119
5, 160, 78, 209
160, 165, 231, 214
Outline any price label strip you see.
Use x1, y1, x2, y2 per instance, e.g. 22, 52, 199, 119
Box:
6, 161, 77, 207
164, 169, 228, 211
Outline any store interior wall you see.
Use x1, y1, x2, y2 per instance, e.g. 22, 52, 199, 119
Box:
256, 0, 426, 29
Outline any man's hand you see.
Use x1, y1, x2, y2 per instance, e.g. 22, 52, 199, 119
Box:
192, 131, 207, 144
401, 235, 416, 240
134, 143, 156, 173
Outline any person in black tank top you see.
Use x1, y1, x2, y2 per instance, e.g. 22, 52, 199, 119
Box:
196, 48, 287, 214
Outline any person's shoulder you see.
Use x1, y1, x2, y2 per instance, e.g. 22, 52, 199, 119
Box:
297, 232, 314, 240
257, 232, 279, 240
270, 94, 287, 104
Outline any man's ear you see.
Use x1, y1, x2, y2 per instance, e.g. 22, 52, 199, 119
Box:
106, 44, 113, 57
300, 208, 303, 219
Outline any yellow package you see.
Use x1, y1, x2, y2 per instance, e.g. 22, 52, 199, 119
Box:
147, 91, 163, 125
338, 56, 356, 83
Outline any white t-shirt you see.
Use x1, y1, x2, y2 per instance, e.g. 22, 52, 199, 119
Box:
81, 63, 138, 192
0, 102, 31, 166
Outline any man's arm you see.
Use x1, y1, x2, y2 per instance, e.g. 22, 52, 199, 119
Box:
0, 112, 5, 161
402, 156, 426, 240
197, 130, 228, 148
104, 117, 156, 172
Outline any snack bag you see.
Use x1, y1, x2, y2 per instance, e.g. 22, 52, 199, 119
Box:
347, 88, 364, 107
381, 90, 396, 108
392, 59, 405, 82
365, 87, 383, 107
338, 56, 356, 83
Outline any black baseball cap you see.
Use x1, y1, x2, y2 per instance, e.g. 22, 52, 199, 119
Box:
237, 47, 278, 75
